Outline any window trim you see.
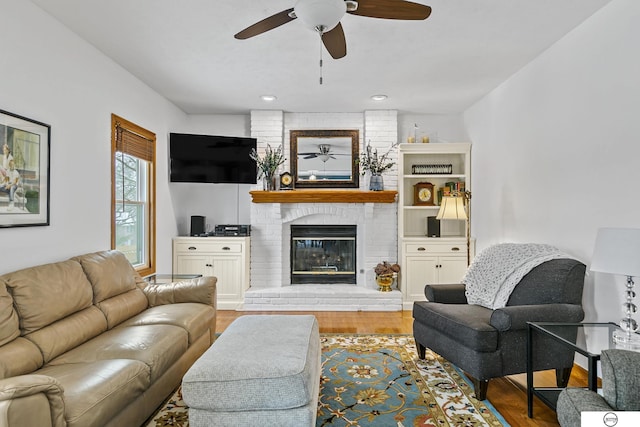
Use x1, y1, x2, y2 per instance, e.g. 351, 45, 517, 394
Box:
111, 114, 156, 277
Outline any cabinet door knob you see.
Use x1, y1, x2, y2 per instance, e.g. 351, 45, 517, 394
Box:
451, 247, 460, 251
222, 246, 231, 251
188, 246, 197, 250
205, 263, 213, 267
417, 247, 426, 251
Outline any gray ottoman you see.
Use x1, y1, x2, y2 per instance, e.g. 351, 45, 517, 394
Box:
182, 315, 321, 427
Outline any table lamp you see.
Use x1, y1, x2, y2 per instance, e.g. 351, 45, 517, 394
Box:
591, 227, 640, 349
436, 191, 471, 265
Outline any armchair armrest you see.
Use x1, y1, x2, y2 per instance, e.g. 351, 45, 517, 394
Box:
424, 284, 467, 303
489, 303, 584, 331
0, 374, 66, 427
141, 276, 217, 308
601, 349, 640, 411
557, 388, 612, 427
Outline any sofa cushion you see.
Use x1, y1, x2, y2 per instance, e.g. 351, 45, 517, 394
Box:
412, 301, 497, 352
0, 337, 44, 379
120, 303, 215, 345
72, 251, 149, 327
47, 324, 188, 382
0, 281, 19, 346
26, 306, 107, 363
94, 288, 149, 329
37, 359, 150, 427
2, 260, 94, 334
72, 250, 139, 303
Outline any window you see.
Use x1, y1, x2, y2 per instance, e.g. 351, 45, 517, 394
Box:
111, 114, 156, 276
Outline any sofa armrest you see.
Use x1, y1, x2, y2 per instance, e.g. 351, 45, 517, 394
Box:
489, 303, 585, 331
424, 284, 468, 303
141, 276, 217, 308
0, 374, 66, 427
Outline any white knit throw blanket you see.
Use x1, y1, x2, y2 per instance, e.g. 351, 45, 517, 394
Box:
463, 243, 570, 309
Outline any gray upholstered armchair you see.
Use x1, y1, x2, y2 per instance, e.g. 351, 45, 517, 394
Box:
557, 349, 640, 427
412, 258, 586, 400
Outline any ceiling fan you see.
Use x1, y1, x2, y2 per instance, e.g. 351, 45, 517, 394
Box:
234, 0, 432, 60
299, 144, 344, 162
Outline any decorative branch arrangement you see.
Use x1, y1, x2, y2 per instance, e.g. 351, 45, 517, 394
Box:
358, 142, 396, 175
250, 143, 285, 179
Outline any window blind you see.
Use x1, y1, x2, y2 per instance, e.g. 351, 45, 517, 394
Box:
115, 124, 154, 161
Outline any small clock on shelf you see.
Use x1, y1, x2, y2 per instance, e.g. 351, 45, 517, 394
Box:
414, 182, 435, 206
279, 171, 294, 190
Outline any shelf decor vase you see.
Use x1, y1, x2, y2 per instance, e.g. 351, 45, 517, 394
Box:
376, 274, 394, 292
263, 174, 276, 191
369, 173, 384, 191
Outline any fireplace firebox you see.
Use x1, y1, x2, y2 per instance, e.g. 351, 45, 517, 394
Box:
290, 225, 356, 284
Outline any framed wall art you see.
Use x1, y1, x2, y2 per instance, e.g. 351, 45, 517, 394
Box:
0, 109, 50, 227
290, 129, 359, 189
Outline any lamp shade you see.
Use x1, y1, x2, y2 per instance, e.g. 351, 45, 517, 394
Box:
294, 0, 346, 32
591, 228, 640, 277
436, 196, 467, 220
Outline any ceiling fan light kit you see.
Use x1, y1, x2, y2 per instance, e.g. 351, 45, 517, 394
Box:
294, 0, 347, 33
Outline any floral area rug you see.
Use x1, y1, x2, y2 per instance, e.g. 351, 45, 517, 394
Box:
145, 334, 509, 427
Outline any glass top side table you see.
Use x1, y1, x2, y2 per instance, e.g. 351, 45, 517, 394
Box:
526, 322, 618, 418
143, 273, 202, 285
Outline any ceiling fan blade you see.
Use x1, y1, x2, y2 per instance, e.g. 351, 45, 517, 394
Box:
234, 8, 296, 39
321, 23, 347, 59
348, 0, 432, 20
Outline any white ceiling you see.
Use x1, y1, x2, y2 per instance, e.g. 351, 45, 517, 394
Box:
30, 0, 613, 115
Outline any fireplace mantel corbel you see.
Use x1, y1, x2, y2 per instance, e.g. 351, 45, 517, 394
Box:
249, 189, 397, 204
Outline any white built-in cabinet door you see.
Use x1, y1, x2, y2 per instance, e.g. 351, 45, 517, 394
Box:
173, 237, 250, 309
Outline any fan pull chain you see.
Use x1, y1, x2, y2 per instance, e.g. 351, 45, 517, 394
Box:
319, 34, 323, 85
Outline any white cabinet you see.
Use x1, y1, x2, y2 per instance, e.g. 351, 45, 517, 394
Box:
172, 237, 250, 310
397, 143, 473, 308
403, 241, 470, 303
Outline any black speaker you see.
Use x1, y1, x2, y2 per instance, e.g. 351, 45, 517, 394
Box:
190, 216, 206, 236
427, 216, 440, 237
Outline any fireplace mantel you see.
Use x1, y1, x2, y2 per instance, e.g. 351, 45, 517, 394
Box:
249, 189, 397, 204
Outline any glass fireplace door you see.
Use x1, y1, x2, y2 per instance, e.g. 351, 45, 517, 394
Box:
291, 225, 356, 284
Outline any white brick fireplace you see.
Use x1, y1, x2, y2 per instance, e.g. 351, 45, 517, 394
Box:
243, 110, 403, 311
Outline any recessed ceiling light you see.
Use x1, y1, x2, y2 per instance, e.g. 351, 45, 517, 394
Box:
371, 94, 388, 101
260, 95, 277, 102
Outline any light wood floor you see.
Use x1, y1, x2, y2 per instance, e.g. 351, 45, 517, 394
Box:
217, 310, 592, 427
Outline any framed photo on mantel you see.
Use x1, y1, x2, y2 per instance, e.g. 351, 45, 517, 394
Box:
0, 109, 50, 227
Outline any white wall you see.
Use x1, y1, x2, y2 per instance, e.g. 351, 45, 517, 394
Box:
464, 0, 640, 333
0, 0, 186, 273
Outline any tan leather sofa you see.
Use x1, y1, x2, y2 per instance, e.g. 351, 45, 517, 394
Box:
0, 250, 217, 427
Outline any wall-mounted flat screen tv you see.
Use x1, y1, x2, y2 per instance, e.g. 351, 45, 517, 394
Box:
169, 133, 257, 184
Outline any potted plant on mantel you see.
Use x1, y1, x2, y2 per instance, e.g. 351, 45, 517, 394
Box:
358, 142, 396, 191
250, 143, 285, 191
374, 261, 400, 292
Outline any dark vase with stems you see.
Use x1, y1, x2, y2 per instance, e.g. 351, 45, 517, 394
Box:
369, 173, 384, 191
